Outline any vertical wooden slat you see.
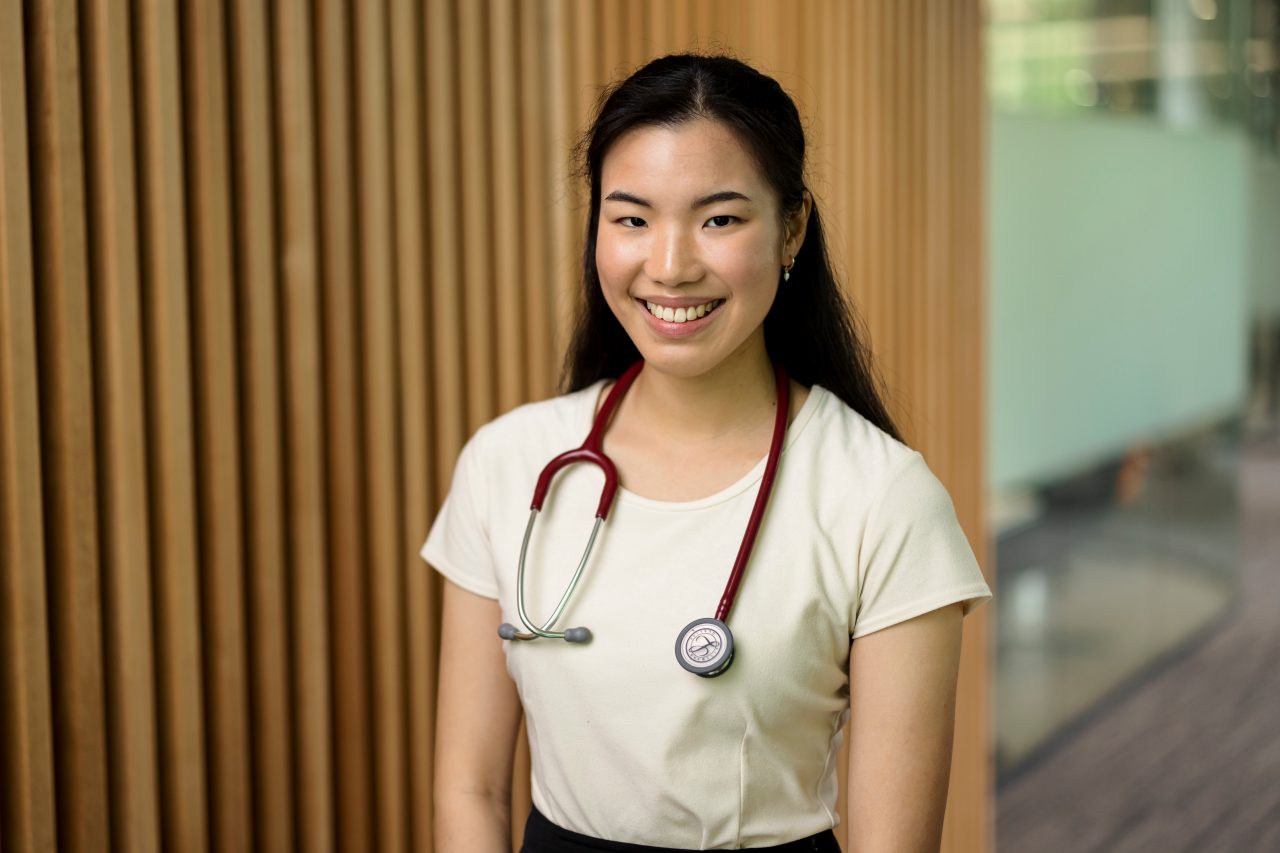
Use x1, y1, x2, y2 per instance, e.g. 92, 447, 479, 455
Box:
923, 1, 946, 465
491, 0, 526, 410
647, 0, 671, 55
0, 0, 58, 848
600, 0, 624, 82
134, 0, 210, 846
571, 0, 598, 168
776, 0, 799, 89
859, 0, 884, 389
831, 0, 852, 280
389, 1, 438, 848
912, 1, 928, 441
273, 1, 336, 848
227, 1, 294, 847
353, 1, 410, 850
182, 1, 254, 848
313, 1, 374, 848
692, 0, 714, 50
944, 3, 993, 849
886, 2, 907, 431
846, 0, 867, 311
671, 0, 692, 53
893, 1, 912, 434
546, 0, 576, 366
519, 0, 554, 396
626, 0, 647, 73
26, 2, 111, 849
457, 0, 497, 431
80, 1, 163, 850
426, 0, 467, 478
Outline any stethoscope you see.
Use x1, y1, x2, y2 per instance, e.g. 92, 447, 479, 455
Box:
498, 359, 790, 678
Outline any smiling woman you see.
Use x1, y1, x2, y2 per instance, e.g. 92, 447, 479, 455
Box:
594, 120, 803, 382
425, 54, 991, 852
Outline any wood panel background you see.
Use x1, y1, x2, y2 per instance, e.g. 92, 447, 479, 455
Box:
0, 1, 992, 851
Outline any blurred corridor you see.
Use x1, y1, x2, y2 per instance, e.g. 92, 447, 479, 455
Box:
987, 0, 1280, 848
998, 432, 1279, 851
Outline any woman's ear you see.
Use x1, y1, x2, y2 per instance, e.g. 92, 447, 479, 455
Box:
783, 189, 813, 260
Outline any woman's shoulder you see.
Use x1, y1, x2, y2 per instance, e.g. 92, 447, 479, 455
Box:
804, 384, 921, 484
467, 381, 605, 460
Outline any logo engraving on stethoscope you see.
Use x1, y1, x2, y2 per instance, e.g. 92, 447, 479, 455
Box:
683, 627, 723, 663
675, 617, 734, 677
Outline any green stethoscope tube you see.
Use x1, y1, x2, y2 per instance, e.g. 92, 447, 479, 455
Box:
506, 509, 602, 642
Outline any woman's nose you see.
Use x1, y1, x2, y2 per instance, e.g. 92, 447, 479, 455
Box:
644, 225, 703, 286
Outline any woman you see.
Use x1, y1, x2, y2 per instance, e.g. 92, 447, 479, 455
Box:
426, 54, 991, 852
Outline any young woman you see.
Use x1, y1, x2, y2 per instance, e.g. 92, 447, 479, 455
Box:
426, 54, 991, 852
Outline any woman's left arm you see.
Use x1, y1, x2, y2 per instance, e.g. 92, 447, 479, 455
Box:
844, 602, 965, 853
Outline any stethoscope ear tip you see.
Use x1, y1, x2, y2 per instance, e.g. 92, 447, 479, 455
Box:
563, 626, 592, 644
498, 623, 519, 640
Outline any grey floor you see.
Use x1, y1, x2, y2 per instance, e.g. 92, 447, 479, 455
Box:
996, 433, 1280, 852
993, 435, 1241, 776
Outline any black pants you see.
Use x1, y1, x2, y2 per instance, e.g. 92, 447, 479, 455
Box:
521, 805, 843, 852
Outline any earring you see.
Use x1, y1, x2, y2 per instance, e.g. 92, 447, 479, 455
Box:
783, 257, 794, 282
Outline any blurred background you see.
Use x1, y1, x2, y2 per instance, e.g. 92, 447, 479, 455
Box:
986, 0, 1280, 850
0, 1, 1275, 852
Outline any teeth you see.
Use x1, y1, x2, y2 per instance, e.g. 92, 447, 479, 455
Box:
645, 299, 721, 324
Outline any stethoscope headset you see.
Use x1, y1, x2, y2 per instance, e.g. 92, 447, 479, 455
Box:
498, 359, 790, 678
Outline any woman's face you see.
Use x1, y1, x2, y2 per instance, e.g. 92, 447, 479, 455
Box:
595, 119, 798, 382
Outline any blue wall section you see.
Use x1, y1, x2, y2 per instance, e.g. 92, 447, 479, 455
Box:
988, 113, 1251, 492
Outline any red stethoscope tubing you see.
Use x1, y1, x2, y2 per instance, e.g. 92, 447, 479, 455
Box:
531, 359, 789, 627
528, 360, 642, 519
717, 363, 789, 622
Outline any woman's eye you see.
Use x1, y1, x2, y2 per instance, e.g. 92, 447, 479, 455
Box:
618, 216, 646, 228
706, 215, 738, 228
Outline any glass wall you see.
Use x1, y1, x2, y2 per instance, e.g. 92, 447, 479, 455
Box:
987, 0, 1279, 845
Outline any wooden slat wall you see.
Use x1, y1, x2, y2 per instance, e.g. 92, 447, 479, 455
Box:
227, 0, 295, 848
0, 2, 991, 851
0, 0, 57, 850
82, 0, 161, 849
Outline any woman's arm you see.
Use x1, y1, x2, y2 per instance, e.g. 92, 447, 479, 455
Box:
435, 578, 523, 852
845, 603, 965, 853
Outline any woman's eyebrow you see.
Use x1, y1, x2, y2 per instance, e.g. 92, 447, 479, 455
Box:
602, 190, 651, 206
693, 190, 751, 207
602, 189, 752, 208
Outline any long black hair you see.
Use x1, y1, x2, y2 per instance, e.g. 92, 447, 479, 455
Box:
562, 53, 902, 443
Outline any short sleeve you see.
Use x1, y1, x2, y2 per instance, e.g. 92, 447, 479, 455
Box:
851, 452, 992, 639
421, 428, 500, 599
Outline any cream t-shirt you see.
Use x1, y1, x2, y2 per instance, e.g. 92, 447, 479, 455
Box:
422, 382, 991, 849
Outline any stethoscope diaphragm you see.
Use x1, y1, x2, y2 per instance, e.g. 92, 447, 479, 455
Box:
675, 617, 735, 678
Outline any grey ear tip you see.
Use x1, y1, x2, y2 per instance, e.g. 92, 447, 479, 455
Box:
497, 623, 517, 640
564, 627, 592, 644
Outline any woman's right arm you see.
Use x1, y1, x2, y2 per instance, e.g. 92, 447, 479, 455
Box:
435, 578, 523, 852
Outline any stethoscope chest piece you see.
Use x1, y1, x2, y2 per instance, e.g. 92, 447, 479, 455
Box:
675, 617, 735, 678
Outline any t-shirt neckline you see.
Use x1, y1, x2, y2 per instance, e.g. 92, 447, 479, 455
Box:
576, 376, 825, 512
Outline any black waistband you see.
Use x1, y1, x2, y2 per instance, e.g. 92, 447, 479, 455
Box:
520, 805, 842, 852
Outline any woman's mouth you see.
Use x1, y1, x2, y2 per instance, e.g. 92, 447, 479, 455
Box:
642, 299, 723, 324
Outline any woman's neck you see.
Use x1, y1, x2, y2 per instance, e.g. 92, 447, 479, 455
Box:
624, 347, 778, 445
